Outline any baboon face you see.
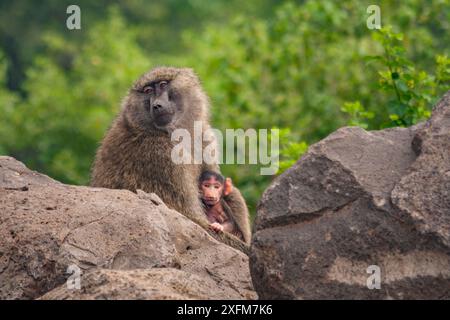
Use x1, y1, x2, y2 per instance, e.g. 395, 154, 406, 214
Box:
200, 176, 224, 206
142, 80, 177, 127
129, 78, 182, 131
125, 67, 208, 132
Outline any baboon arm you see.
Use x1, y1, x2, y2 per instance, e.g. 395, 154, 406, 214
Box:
223, 188, 252, 244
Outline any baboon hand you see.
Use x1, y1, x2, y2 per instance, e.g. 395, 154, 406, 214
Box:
209, 222, 224, 232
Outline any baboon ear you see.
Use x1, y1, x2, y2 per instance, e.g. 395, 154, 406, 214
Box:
223, 178, 233, 196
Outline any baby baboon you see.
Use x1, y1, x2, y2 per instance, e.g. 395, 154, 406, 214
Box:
199, 171, 245, 242
90, 67, 251, 250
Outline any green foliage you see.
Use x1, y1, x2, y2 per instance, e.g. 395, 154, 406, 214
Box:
0, 0, 280, 90
0, 52, 19, 155
375, 27, 433, 126
341, 101, 374, 129
436, 54, 450, 84
343, 26, 450, 129
278, 129, 309, 173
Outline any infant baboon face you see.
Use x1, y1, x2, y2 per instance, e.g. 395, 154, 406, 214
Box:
141, 80, 177, 127
200, 176, 224, 206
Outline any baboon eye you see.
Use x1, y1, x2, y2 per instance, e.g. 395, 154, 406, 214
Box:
159, 81, 168, 89
143, 86, 153, 94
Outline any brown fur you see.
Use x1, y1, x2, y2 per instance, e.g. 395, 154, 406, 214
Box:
90, 67, 251, 251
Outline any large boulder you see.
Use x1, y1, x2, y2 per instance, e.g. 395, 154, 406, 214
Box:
250, 91, 450, 299
39, 268, 241, 300
0, 157, 256, 300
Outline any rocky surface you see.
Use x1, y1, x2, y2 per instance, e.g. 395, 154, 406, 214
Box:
40, 268, 241, 300
250, 91, 450, 299
392, 93, 450, 248
0, 157, 256, 300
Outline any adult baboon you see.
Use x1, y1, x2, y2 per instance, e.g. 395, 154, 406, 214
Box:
90, 67, 251, 251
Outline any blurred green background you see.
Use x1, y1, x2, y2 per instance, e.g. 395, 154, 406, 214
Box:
0, 0, 449, 219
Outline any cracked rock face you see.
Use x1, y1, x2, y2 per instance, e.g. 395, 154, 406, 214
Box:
0, 157, 256, 300
250, 91, 450, 299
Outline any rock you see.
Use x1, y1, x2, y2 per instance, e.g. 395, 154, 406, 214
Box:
392, 91, 450, 247
250, 91, 450, 299
39, 268, 241, 300
0, 156, 256, 300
